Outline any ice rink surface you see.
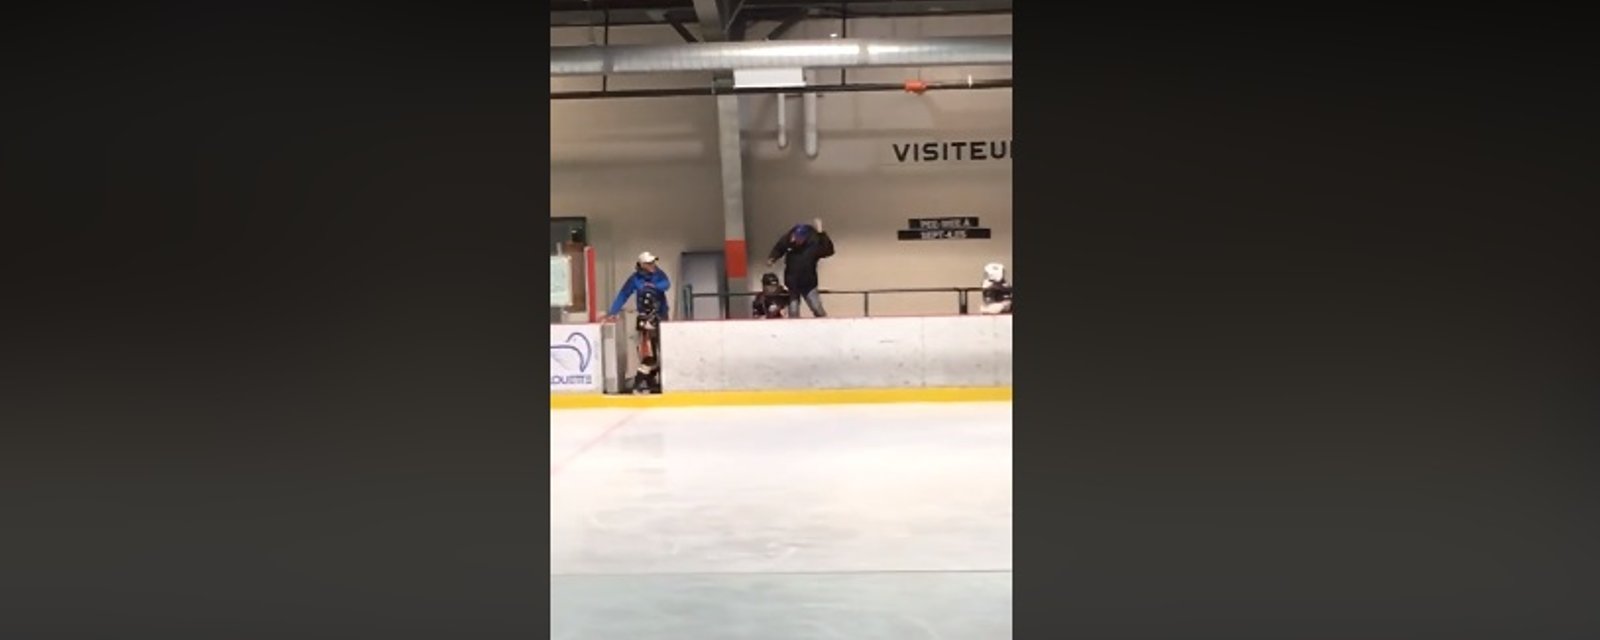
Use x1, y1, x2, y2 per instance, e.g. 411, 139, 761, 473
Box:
551, 402, 1013, 639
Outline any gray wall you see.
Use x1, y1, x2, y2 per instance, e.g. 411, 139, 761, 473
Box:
552, 16, 1011, 318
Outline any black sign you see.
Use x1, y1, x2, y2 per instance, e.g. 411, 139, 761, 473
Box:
899, 216, 991, 240
898, 228, 993, 241
908, 217, 981, 230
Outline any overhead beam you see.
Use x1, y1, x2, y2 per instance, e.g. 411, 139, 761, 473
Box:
551, 1, 1014, 28
666, 15, 699, 43
692, 0, 729, 41
765, 11, 805, 41
550, 78, 1015, 100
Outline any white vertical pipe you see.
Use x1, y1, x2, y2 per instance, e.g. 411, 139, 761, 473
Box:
776, 93, 789, 150
802, 91, 818, 158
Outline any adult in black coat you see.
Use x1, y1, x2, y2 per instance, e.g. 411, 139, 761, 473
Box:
765, 218, 835, 318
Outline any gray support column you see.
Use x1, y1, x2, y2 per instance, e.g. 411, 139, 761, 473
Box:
713, 94, 753, 314
695, 0, 754, 315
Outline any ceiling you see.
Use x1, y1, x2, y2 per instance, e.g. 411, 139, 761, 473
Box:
550, 0, 1013, 30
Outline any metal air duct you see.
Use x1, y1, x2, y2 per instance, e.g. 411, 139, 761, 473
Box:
550, 36, 1012, 76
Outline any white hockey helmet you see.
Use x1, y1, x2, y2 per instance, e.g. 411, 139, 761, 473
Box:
983, 262, 1006, 282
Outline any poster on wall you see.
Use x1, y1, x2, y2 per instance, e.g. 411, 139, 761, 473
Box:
550, 324, 602, 394
551, 256, 573, 307
898, 216, 993, 241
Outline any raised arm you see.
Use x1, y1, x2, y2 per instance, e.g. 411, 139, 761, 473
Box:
815, 232, 835, 259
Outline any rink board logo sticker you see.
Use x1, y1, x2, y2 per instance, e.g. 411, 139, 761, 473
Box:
550, 329, 599, 390
550, 332, 592, 371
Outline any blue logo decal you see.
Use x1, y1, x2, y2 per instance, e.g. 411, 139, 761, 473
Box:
550, 331, 593, 372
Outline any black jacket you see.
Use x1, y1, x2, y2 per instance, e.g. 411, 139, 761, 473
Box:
767, 225, 834, 294
982, 279, 1013, 305
752, 288, 791, 319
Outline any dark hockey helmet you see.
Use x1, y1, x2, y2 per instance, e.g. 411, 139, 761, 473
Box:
638, 285, 659, 313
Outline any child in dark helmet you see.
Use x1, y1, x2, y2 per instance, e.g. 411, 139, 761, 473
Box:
765, 218, 834, 318
751, 272, 791, 319
603, 251, 670, 394
628, 284, 664, 393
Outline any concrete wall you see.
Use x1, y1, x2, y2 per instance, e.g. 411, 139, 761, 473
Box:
551, 15, 1011, 318
661, 315, 1012, 392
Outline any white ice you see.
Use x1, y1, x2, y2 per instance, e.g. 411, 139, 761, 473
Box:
550, 402, 1013, 639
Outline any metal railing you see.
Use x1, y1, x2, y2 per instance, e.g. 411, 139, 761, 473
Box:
683, 285, 987, 319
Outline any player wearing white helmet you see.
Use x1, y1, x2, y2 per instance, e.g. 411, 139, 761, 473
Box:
980, 262, 1013, 315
